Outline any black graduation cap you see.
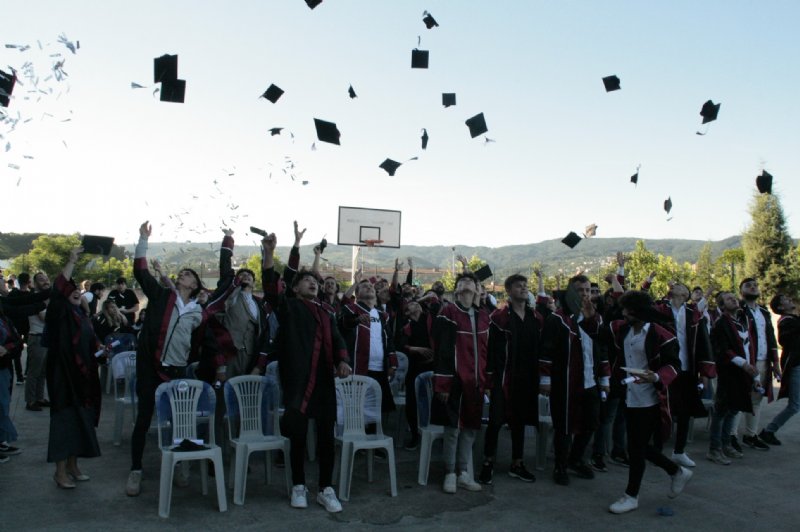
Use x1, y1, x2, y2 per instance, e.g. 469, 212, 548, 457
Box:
465, 113, 488, 138
268, 127, 283, 136
411, 49, 429, 69
81, 235, 114, 256
442, 93, 456, 107
423, 12, 439, 29
421, 128, 429, 150
160, 79, 186, 103
630, 164, 641, 185
561, 231, 582, 249
700, 100, 720, 124
475, 264, 493, 282
153, 54, 178, 83
314, 118, 341, 145
348, 84, 357, 99
664, 197, 673, 214
602, 75, 621, 92
0, 69, 15, 108
379, 159, 401, 176
305, 0, 323, 9
756, 170, 773, 194
261, 84, 284, 103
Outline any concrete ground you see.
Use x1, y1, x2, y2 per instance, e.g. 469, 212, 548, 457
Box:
3, 365, 799, 531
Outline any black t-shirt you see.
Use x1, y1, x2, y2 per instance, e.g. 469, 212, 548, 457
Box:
107, 289, 139, 315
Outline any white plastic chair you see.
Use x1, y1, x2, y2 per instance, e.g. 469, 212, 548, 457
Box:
224, 375, 291, 505
102, 333, 137, 394
388, 352, 409, 444
414, 371, 444, 485
535, 394, 553, 471
334, 375, 397, 501
111, 351, 137, 446
155, 379, 227, 518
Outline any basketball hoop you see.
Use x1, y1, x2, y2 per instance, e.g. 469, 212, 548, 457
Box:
361, 239, 384, 248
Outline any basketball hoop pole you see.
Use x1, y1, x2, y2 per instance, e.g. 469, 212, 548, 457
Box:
351, 245, 359, 284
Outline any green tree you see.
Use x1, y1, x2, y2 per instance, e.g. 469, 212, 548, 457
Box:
624, 241, 658, 290
694, 243, 716, 291
10, 234, 83, 277
713, 248, 745, 293
742, 192, 800, 300
239, 252, 284, 289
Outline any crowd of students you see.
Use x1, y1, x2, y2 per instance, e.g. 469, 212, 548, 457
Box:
1, 221, 798, 517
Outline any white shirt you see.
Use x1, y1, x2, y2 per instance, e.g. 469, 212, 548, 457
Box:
241, 292, 258, 320
624, 324, 659, 408
750, 306, 768, 360
577, 314, 597, 389
671, 304, 689, 371
368, 308, 384, 371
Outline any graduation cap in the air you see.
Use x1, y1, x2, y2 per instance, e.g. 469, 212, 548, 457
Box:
314, 118, 341, 145
700, 100, 720, 124
442, 93, 456, 107
630, 164, 641, 185
465, 113, 488, 138
602, 75, 621, 92
664, 197, 673, 220
561, 231, 582, 249
423, 11, 439, 29
261, 84, 284, 103
583, 224, 598, 238
0, 69, 16, 107
421, 128, 429, 150
475, 264, 493, 282
411, 49, 429, 69
348, 85, 357, 99
268, 127, 283, 136
153, 54, 178, 83
379, 159, 402, 176
160, 79, 186, 103
305, 0, 323, 9
756, 170, 773, 194
81, 235, 115, 256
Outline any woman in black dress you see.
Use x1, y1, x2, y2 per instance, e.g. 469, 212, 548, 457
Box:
45, 246, 103, 488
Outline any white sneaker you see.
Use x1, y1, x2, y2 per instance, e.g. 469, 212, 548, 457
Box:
669, 466, 693, 499
609, 494, 639, 514
457, 472, 482, 492
443, 472, 457, 494
126, 470, 142, 497
291, 485, 308, 508
671, 452, 696, 468
316, 486, 343, 513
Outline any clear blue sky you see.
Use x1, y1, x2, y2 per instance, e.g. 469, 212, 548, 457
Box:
2, 1, 799, 249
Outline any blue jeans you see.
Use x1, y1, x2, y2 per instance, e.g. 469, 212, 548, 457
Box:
709, 404, 738, 451
0, 368, 19, 443
766, 365, 800, 433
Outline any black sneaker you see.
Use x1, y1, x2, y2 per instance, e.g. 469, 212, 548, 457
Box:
478, 461, 494, 485
759, 430, 782, 446
0, 443, 21, 456
0, 453, 9, 464
508, 462, 536, 483
609, 450, 630, 467
403, 435, 420, 451
742, 434, 770, 451
590, 453, 608, 472
553, 466, 570, 486
568, 461, 595, 479
729, 435, 743, 454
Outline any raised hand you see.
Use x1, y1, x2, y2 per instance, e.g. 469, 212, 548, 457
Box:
139, 221, 152, 238
394, 258, 404, 271
262, 233, 277, 254
68, 246, 83, 263
617, 251, 626, 267
407, 257, 414, 269
222, 228, 234, 237
293, 220, 306, 245
151, 258, 163, 275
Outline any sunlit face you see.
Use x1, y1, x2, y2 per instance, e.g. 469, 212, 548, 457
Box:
507, 280, 528, 302
455, 278, 477, 297
357, 281, 376, 302
671, 285, 690, 308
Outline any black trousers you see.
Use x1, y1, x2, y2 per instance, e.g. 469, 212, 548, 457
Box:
131, 365, 186, 471
554, 387, 600, 468
624, 405, 679, 497
404, 361, 433, 437
282, 407, 335, 488
484, 420, 525, 462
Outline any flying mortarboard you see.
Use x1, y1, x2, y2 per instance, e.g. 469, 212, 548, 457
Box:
630, 164, 641, 185
0, 69, 15, 107
602, 75, 621, 92
756, 170, 773, 194
268, 127, 283, 136
348, 84, 357, 99
421, 128, 429, 150
153, 54, 178, 83
314, 118, 341, 145
261, 84, 284, 103
411, 49, 429, 69
379, 159, 402, 176
81, 235, 115, 256
160, 79, 186, 103
561, 231, 582, 249
465, 113, 488, 138
475, 264, 493, 282
423, 11, 439, 29
442, 93, 456, 107
700, 100, 720, 124
305, 0, 323, 9
664, 197, 673, 214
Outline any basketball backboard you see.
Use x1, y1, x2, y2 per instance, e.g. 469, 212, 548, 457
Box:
337, 206, 402, 248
